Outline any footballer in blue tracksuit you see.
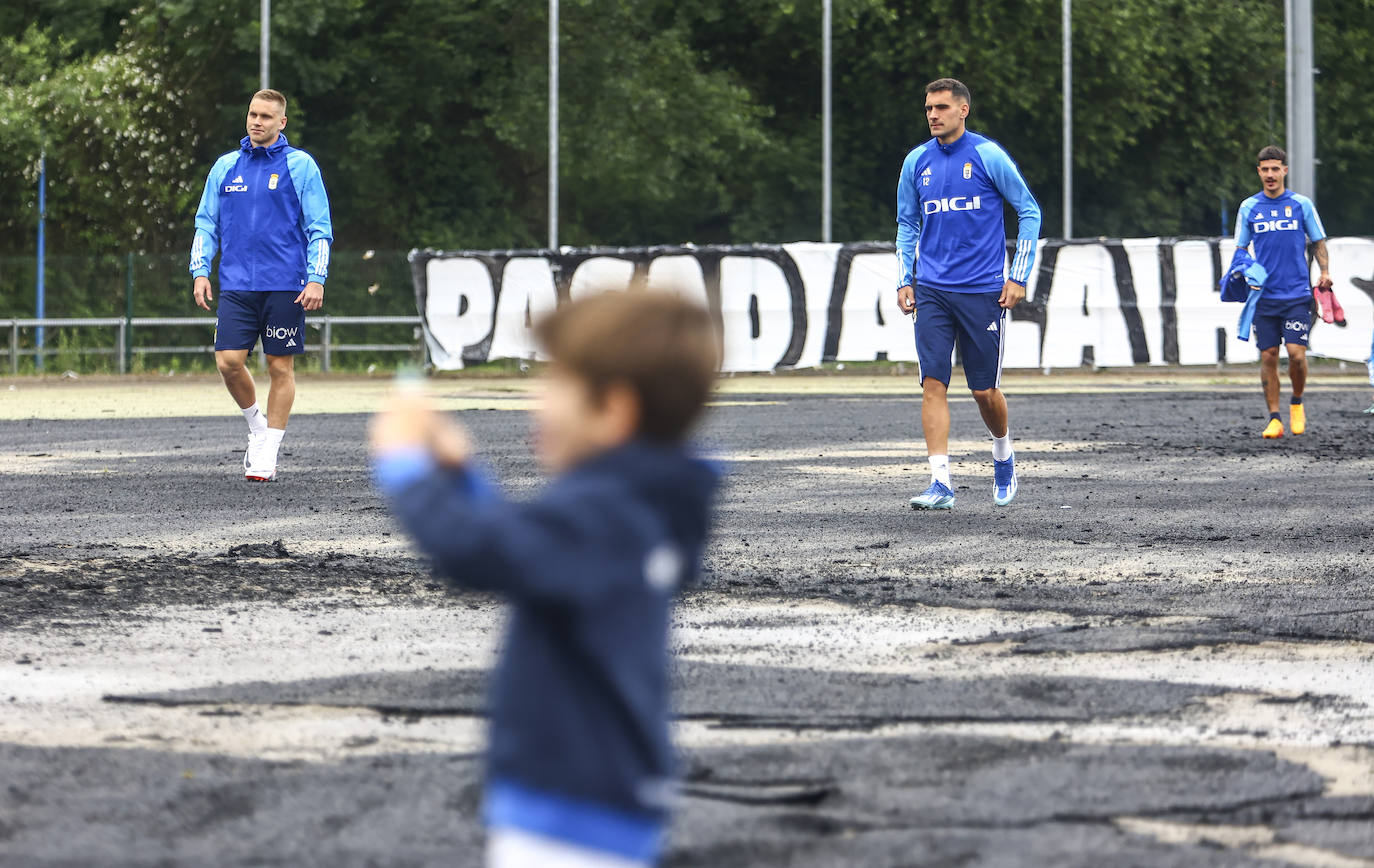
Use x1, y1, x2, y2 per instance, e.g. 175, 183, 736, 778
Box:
1234, 145, 1330, 439
895, 78, 1041, 511
190, 89, 333, 481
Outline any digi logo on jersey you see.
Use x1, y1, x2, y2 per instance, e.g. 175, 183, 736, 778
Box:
1252, 218, 1300, 233
924, 195, 983, 215
224, 174, 248, 193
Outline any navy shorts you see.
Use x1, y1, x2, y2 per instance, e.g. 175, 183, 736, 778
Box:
914, 284, 1006, 390
215, 290, 306, 355
1252, 298, 1311, 352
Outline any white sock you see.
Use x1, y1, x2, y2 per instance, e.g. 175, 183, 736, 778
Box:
928, 455, 951, 487
991, 431, 1013, 461
264, 427, 285, 451
242, 403, 268, 435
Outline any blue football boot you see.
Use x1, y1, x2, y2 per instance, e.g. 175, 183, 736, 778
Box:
910, 480, 956, 510
993, 456, 1018, 506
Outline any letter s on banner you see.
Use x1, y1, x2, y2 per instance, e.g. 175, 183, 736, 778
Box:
424, 257, 496, 369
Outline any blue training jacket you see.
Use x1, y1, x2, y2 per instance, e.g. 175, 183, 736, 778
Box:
896, 130, 1042, 293
1234, 189, 1325, 312
373, 440, 719, 862
1219, 247, 1269, 341
189, 134, 333, 292
1219, 248, 1268, 303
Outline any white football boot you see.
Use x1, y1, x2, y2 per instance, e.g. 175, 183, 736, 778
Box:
243, 432, 277, 482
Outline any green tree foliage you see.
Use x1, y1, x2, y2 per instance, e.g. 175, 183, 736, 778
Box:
0, 3, 205, 253
1, 0, 1371, 268
1311, 0, 1374, 233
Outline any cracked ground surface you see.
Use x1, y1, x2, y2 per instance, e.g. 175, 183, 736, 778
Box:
1, 373, 1373, 866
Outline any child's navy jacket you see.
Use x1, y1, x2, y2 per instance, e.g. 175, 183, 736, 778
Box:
374, 439, 718, 858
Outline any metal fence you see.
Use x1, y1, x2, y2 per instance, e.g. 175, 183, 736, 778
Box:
1, 315, 425, 374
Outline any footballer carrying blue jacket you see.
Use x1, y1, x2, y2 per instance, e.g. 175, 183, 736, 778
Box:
374, 440, 719, 862
896, 130, 1041, 292
189, 134, 333, 291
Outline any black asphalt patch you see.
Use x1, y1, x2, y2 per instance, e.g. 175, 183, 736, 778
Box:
965, 622, 1295, 655
0, 743, 485, 866
673, 735, 1338, 866
0, 549, 448, 630
104, 661, 1231, 729
0, 736, 1357, 867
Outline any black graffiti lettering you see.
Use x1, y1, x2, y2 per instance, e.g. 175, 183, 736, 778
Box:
1157, 241, 1180, 364
1011, 240, 1054, 359
1104, 244, 1151, 364
769, 250, 809, 368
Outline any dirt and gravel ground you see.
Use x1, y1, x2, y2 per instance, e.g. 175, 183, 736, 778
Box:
2, 371, 1372, 867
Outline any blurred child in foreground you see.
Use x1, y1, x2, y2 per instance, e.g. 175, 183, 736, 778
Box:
369, 291, 721, 868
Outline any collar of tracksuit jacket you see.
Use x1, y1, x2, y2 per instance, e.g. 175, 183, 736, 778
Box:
238, 133, 291, 158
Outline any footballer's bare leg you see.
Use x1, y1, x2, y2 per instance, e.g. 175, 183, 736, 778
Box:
242, 354, 295, 481
911, 377, 957, 509
216, 349, 257, 410
922, 377, 951, 456
221, 349, 276, 479
1260, 347, 1282, 414
1260, 346, 1285, 437
1287, 343, 1308, 434
1287, 344, 1307, 399
265, 354, 296, 430
971, 387, 1009, 439
974, 387, 1018, 505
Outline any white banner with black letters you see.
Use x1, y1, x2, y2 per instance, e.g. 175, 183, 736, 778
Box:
410, 238, 1374, 372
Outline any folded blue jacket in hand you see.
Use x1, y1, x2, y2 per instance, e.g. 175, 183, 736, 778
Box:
1221, 248, 1268, 341
1220, 248, 1268, 303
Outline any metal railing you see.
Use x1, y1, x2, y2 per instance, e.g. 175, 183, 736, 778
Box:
1, 315, 425, 374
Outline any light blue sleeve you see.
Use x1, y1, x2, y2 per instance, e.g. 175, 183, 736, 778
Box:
976, 141, 1041, 286
372, 445, 436, 493
1234, 198, 1255, 250
1293, 194, 1327, 242
895, 147, 924, 289
287, 150, 334, 284
189, 154, 235, 279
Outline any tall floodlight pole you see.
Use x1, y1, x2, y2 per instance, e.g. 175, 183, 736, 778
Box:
549, 0, 559, 250
36, 151, 46, 371
1061, 0, 1072, 239
821, 0, 833, 243
1285, 0, 1316, 199
260, 0, 270, 89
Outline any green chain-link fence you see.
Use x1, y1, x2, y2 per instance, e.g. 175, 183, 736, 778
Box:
0, 249, 422, 373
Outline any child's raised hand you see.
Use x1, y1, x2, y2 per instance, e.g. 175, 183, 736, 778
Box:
429, 415, 474, 467
368, 386, 474, 467
368, 389, 437, 454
